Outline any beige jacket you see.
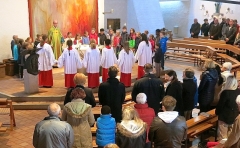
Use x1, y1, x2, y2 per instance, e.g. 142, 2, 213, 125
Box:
62, 99, 95, 148
224, 115, 240, 148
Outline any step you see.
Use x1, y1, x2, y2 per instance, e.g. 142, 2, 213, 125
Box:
0, 127, 7, 132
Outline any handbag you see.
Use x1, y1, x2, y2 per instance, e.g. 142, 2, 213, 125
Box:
129, 40, 135, 48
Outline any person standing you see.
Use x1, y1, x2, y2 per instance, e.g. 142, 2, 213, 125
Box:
224, 19, 237, 57
132, 63, 165, 114
209, 19, 220, 40
33, 103, 74, 148
37, 34, 56, 87
58, 40, 82, 88
107, 28, 115, 45
89, 28, 98, 44
34, 34, 42, 48
98, 28, 107, 46
117, 41, 135, 87
149, 96, 187, 148
165, 70, 184, 116
82, 31, 90, 45
98, 66, 126, 123
100, 39, 117, 82
201, 19, 210, 37
135, 34, 152, 79
113, 30, 121, 57
62, 88, 95, 148
11, 35, 18, 57
216, 76, 240, 140
190, 18, 201, 38
120, 26, 129, 47
83, 40, 101, 88
221, 18, 230, 39
48, 20, 64, 59
198, 60, 218, 112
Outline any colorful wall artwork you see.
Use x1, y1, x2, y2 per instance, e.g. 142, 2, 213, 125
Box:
28, 0, 98, 38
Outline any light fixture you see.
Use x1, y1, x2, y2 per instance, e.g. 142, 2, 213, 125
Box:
200, 4, 205, 10
103, 9, 114, 14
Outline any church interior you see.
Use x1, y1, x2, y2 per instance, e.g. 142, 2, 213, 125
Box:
1, 0, 240, 148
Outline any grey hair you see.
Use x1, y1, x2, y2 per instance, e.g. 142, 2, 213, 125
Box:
222, 62, 232, 71
47, 103, 61, 116
219, 75, 238, 98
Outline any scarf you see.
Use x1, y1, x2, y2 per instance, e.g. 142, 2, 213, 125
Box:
106, 45, 111, 49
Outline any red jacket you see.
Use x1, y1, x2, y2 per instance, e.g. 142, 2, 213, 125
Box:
149, 39, 155, 51
134, 103, 155, 142
113, 36, 120, 47
89, 33, 98, 44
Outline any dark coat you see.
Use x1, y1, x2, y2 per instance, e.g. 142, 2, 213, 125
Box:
198, 68, 218, 106
131, 74, 165, 114
120, 32, 129, 46
201, 23, 210, 36
98, 78, 126, 123
190, 23, 201, 38
149, 116, 187, 148
134, 37, 141, 50
209, 24, 221, 40
98, 33, 107, 45
225, 26, 237, 44
216, 89, 240, 124
165, 80, 184, 115
64, 85, 96, 107
116, 122, 147, 148
182, 78, 197, 111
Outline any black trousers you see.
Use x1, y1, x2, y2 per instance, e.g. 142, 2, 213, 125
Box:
226, 41, 234, 57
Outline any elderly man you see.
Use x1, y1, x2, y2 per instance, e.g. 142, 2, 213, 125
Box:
48, 20, 64, 59
33, 103, 74, 148
190, 19, 201, 38
149, 96, 187, 148
132, 63, 165, 114
98, 66, 126, 123
209, 18, 221, 40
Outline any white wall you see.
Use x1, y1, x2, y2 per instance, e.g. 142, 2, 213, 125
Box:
0, 0, 30, 62
160, 1, 191, 38
98, 0, 105, 29
103, 0, 128, 31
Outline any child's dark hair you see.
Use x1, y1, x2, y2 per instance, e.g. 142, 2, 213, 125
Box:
100, 28, 104, 32
67, 39, 73, 47
105, 39, 111, 46
101, 105, 111, 115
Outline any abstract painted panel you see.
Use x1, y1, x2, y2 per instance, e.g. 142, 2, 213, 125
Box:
28, 0, 98, 38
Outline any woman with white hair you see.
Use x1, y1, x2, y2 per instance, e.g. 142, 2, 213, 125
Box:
222, 95, 240, 148
116, 106, 147, 148
134, 93, 155, 148
215, 75, 240, 140
221, 62, 232, 81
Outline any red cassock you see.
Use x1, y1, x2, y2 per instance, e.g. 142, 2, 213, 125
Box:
65, 74, 76, 88
39, 70, 53, 87
138, 66, 144, 79
88, 73, 99, 88
102, 68, 108, 82
120, 73, 131, 87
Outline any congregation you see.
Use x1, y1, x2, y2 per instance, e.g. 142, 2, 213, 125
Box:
7, 17, 240, 148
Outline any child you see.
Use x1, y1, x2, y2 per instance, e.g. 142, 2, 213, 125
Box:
120, 26, 129, 47
83, 39, 101, 88
96, 106, 116, 148
89, 28, 98, 44
134, 32, 142, 53
34, 34, 42, 47
98, 28, 107, 45
58, 39, 82, 88
113, 30, 121, 56
117, 41, 135, 87
149, 34, 155, 52
73, 33, 81, 45
159, 31, 168, 70
100, 39, 117, 82
82, 31, 90, 45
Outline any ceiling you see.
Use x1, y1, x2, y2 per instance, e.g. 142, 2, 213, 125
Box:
202, 0, 240, 4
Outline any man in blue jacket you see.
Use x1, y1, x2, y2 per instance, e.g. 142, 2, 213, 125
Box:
159, 31, 168, 70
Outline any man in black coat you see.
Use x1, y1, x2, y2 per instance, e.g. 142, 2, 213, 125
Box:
98, 66, 126, 123
209, 19, 221, 40
201, 19, 210, 37
224, 19, 237, 57
64, 73, 96, 107
190, 19, 201, 38
131, 63, 165, 114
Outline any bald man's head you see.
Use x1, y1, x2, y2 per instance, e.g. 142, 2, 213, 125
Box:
53, 20, 58, 27
47, 103, 61, 116
194, 19, 198, 24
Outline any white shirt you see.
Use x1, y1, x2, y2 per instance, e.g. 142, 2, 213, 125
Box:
83, 48, 101, 73
117, 49, 135, 73
100, 47, 117, 68
221, 71, 232, 82
58, 48, 82, 74
37, 43, 56, 71
135, 41, 152, 66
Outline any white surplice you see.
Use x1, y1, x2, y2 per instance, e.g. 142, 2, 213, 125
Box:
117, 49, 135, 73
83, 48, 101, 73
100, 47, 117, 68
37, 43, 56, 71
135, 41, 152, 66
58, 48, 82, 74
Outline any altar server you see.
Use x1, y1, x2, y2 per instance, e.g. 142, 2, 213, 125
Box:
100, 39, 117, 82
135, 34, 152, 79
58, 40, 82, 88
83, 39, 101, 88
37, 34, 56, 87
118, 41, 135, 87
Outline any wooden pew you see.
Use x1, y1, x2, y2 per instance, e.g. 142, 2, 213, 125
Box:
183, 38, 225, 44
187, 109, 218, 139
